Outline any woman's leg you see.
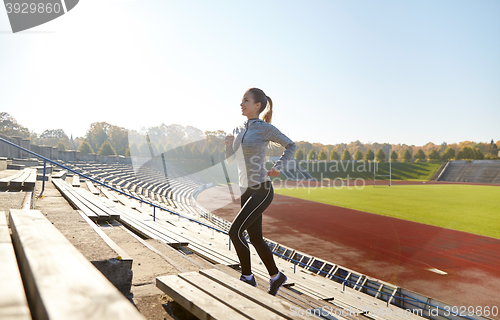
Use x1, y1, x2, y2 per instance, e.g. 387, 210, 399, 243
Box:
228, 181, 274, 275
246, 208, 279, 276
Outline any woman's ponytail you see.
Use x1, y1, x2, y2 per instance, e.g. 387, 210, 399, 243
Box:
247, 88, 273, 123
261, 96, 273, 124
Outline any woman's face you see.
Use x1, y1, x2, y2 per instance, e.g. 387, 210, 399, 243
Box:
240, 91, 261, 118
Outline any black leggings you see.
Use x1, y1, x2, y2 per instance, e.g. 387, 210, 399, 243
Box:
228, 181, 278, 276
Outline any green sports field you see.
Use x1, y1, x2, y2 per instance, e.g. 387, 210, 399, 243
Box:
275, 184, 500, 239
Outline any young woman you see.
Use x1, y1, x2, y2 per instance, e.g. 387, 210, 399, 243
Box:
225, 88, 296, 296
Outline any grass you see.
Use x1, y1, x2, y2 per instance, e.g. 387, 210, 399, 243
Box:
299, 161, 442, 181
275, 184, 500, 239
163, 160, 442, 184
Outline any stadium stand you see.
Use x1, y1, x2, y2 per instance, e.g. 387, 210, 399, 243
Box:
55, 161, 426, 319
287, 159, 314, 180
268, 158, 314, 180
476, 162, 500, 184
1, 136, 493, 320
429, 162, 447, 180
65, 160, 203, 217
438, 160, 500, 183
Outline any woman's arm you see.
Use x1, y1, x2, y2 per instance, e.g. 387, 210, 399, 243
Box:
266, 125, 297, 172
224, 134, 236, 165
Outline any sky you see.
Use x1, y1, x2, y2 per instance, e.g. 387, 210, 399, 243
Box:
1, 0, 499, 146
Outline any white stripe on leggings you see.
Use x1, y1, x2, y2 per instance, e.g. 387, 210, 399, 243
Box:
237, 186, 272, 250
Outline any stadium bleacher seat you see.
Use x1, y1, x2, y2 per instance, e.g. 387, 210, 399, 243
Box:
7, 209, 145, 320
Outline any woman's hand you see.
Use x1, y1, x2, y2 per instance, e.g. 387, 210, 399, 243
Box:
225, 135, 234, 147
267, 167, 280, 177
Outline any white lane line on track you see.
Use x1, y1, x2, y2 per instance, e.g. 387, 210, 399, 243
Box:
427, 268, 447, 275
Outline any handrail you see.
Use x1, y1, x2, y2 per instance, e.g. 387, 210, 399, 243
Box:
436, 161, 450, 181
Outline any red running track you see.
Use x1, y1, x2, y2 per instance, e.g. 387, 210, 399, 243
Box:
197, 186, 500, 318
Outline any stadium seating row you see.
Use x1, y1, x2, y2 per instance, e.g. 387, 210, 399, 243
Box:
112, 181, 427, 320
52, 179, 120, 221
191, 194, 430, 319
46, 160, 429, 320
62, 161, 202, 217
439, 160, 500, 183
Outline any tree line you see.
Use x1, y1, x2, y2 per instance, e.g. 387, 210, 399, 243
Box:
294, 144, 494, 162
293, 139, 499, 162
1, 112, 498, 161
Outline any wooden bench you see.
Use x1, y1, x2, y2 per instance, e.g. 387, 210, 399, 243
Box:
73, 188, 120, 221
7, 163, 25, 170
23, 169, 37, 190
110, 191, 141, 210
10, 168, 37, 190
161, 194, 176, 208
214, 264, 361, 320
152, 217, 240, 267
95, 197, 189, 248
0, 168, 37, 190
51, 170, 67, 179
100, 187, 120, 202
85, 180, 100, 195
8, 209, 145, 320
156, 219, 238, 266
0, 211, 31, 320
72, 175, 80, 187
157, 268, 309, 320
0, 170, 25, 189
52, 179, 119, 221
52, 179, 99, 221
75, 210, 132, 264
